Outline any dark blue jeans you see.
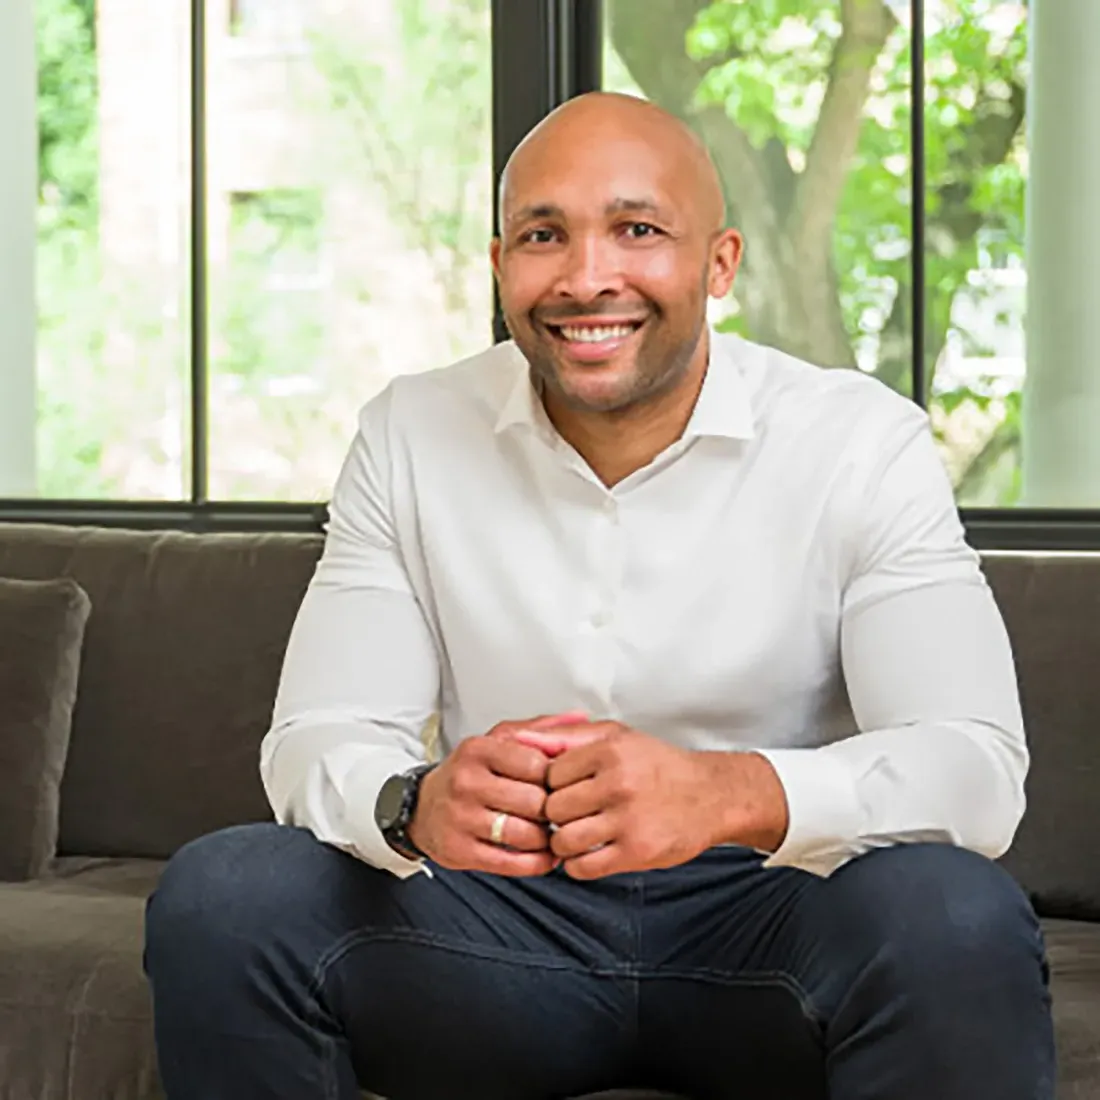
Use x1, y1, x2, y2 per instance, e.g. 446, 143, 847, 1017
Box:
144, 823, 1054, 1100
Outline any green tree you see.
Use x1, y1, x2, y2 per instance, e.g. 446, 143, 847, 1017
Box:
608, 0, 1027, 500
309, 0, 491, 324
36, 0, 98, 233
35, 0, 114, 498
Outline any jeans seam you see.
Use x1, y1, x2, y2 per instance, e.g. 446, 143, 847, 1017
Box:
302, 973, 343, 1100
309, 926, 633, 997
640, 966, 826, 1030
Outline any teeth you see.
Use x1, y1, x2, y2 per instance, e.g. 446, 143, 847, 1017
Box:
559, 324, 636, 343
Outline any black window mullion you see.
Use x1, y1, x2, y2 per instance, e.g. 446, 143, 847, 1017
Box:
490, 0, 598, 343
911, 0, 927, 408
569, 0, 603, 94
189, 0, 209, 503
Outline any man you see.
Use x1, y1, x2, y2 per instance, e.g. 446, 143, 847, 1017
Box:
144, 92, 1054, 1099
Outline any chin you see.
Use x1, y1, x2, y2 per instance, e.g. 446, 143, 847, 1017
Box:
558, 378, 640, 415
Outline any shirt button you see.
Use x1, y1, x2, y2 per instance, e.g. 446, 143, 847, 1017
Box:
603, 498, 616, 514
590, 610, 611, 629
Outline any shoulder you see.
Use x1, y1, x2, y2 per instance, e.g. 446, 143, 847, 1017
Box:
726, 333, 928, 465
353, 341, 527, 447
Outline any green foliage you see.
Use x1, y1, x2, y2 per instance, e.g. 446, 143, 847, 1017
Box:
614, 0, 1028, 501
216, 191, 326, 387
309, 0, 491, 314
36, 0, 98, 233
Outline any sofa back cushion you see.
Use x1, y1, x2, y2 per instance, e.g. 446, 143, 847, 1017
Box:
0, 577, 91, 878
984, 553, 1100, 920
0, 524, 323, 859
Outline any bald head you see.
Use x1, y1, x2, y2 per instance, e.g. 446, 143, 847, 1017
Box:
490, 92, 743, 426
499, 92, 726, 234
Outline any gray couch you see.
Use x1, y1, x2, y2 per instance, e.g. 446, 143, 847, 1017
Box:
0, 522, 1097, 1098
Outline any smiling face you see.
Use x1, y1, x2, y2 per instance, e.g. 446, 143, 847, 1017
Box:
491, 94, 742, 418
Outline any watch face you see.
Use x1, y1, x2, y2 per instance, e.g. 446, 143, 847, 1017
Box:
375, 774, 409, 832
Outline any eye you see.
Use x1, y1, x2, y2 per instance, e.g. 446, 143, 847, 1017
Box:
623, 222, 663, 240
520, 227, 558, 245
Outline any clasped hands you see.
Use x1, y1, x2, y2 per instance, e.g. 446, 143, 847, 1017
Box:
407, 712, 789, 879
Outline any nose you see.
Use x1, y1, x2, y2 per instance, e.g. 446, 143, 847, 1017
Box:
552, 234, 626, 303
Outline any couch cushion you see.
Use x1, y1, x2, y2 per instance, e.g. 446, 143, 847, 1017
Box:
0, 524, 323, 859
983, 554, 1100, 920
0, 856, 165, 1100
0, 577, 91, 880
1043, 918, 1100, 1098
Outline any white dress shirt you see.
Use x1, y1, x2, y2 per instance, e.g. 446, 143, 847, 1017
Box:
261, 331, 1027, 879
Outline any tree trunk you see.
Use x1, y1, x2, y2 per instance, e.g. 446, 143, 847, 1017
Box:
608, 0, 895, 370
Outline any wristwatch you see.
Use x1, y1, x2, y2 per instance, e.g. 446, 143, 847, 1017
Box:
374, 763, 437, 861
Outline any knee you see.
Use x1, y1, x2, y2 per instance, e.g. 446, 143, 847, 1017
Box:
145, 823, 329, 967
823, 843, 1042, 974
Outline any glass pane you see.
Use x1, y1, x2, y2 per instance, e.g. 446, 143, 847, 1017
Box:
206, 0, 493, 501
32, 0, 190, 499
604, 0, 913, 396
924, 2, 1044, 509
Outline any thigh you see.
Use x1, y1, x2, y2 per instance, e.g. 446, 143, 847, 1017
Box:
150, 823, 637, 1100
632, 843, 1049, 1100
633, 847, 825, 1100
332, 859, 642, 1099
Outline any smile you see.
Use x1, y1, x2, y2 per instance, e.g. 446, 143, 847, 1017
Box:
542, 318, 646, 362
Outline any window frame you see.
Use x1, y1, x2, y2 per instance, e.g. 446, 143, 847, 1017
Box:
6, 0, 1098, 550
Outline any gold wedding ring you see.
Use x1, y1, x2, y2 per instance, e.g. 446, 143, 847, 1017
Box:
490, 811, 509, 846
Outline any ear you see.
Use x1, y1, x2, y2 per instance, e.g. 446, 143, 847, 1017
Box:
490, 237, 503, 282
707, 228, 743, 299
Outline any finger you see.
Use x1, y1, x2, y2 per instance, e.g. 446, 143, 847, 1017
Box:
550, 813, 617, 859
545, 777, 611, 826
479, 773, 548, 822
478, 738, 551, 785
546, 736, 617, 789
561, 844, 625, 881
467, 843, 556, 878
489, 711, 591, 740
483, 810, 550, 853
512, 725, 611, 760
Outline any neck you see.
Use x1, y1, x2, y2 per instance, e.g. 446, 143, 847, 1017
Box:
542, 332, 710, 488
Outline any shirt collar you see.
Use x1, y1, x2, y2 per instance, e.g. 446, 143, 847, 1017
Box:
494, 328, 756, 442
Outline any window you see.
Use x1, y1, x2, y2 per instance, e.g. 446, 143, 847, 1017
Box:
925, 0, 1028, 508
8, 0, 1100, 545
31, 0, 191, 500
21, 0, 492, 506
207, 1, 493, 500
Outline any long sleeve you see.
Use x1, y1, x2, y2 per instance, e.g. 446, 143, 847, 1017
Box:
260, 390, 441, 878
758, 405, 1028, 877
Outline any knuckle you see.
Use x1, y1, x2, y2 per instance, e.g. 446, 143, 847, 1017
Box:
449, 764, 480, 800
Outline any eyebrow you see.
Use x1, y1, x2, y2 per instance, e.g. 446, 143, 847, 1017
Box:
506, 196, 669, 227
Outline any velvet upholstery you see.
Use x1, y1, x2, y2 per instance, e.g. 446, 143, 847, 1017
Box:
0, 524, 320, 859
0, 576, 90, 881
984, 553, 1100, 920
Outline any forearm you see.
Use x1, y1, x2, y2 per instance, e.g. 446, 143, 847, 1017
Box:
692, 750, 791, 854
